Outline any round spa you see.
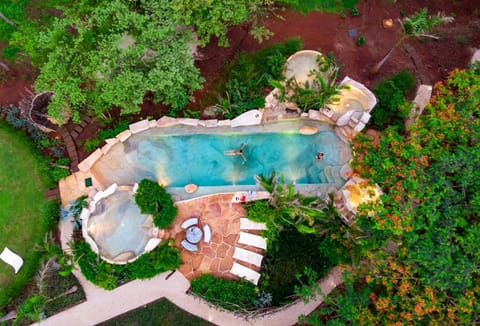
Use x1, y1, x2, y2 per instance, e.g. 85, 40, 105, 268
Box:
86, 189, 157, 263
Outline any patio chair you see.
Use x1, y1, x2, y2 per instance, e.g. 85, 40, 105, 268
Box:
203, 224, 211, 243
233, 247, 263, 267
240, 217, 267, 230
181, 240, 198, 252
230, 262, 261, 285
181, 217, 198, 229
0, 247, 23, 274
238, 231, 267, 250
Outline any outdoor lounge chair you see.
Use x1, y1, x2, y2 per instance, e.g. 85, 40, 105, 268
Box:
0, 247, 23, 274
240, 217, 267, 230
238, 232, 267, 250
181, 217, 198, 230
181, 240, 198, 252
233, 247, 263, 267
230, 262, 261, 285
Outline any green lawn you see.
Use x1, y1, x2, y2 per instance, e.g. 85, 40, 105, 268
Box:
98, 298, 213, 326
0, 121, 53, 309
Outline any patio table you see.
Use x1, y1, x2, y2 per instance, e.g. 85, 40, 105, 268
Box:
186, 226, 203, 244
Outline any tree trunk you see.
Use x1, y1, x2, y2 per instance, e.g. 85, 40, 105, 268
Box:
0, 11, 17, 27
370, 47, 396, 75
0, 61, 11, 72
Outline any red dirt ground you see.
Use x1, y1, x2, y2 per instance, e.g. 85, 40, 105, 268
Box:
0, 0, 479, 161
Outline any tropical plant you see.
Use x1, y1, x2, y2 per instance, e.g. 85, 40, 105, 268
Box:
216, 38, 302, 119
255, 172, 344, 237
370, 69, 416, 131
272, 52, 348, 111
370, 8, 454, 75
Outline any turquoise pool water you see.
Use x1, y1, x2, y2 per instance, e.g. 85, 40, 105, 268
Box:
91, 121, 350, 190
88, 190, 154, 261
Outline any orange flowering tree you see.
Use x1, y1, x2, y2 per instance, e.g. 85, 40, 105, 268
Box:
303, 64, 480, 324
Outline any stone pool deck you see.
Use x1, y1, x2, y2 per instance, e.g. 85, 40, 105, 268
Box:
168, 193, 266, 281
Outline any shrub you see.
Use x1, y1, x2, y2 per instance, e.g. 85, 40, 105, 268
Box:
72, 239, 180, 290
83, 119, 131, 152
135, 179, 178, 229
371, 69, 416, 131
350, 6, 359, 16
259, 227, 348, 305
127, 240, 181, 279
278, 0, 358, 14
190, 274, 257, 311
357, 36, 365, 46
220, 38, 302, 119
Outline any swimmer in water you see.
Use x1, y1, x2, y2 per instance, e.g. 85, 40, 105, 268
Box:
316, 151, 324, 161
224, 143, 247, 161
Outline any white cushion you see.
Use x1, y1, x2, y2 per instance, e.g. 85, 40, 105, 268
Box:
181, 217, 198, 229
233, 247, 263, 267
238, 232, 267, 250
230, 262, 260, 285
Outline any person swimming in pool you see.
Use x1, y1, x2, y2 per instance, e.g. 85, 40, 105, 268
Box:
224, 143, 247, 161
316, 151, 324, 161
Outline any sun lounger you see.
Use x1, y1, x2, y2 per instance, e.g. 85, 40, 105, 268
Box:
203, 224, 211, 243
238, 232, 267, 250
240, 218, 267, 230
230, 262, 261, 285
181, 240, 198, 252
233, 247, 263, 267
0, 247, 23, 274
181, 217, 198, 229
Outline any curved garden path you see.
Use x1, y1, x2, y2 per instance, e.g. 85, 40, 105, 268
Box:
35, 264, 343, 326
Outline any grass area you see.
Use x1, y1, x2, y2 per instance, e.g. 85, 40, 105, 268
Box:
0, 121, 55, 309
281, 0, 359, 14
98, 298, 213, 326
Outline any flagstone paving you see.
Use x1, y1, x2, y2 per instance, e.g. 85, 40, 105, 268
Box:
161, 193, 264, 281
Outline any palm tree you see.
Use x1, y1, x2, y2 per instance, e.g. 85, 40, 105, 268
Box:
370, 8, 454, 75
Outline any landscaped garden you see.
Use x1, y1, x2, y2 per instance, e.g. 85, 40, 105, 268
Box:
0, 0, 479, 324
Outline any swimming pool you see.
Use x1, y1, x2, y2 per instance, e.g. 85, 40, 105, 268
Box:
87, 190, 154, 261
90, 120, 351, 194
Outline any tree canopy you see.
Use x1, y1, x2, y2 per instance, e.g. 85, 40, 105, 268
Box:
307, 64, 480, 324
11, 0, 269, 124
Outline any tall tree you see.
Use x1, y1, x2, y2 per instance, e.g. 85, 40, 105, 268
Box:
12, 0, 270, 124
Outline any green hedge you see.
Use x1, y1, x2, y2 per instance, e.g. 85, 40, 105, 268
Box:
135, 179, 178, 229
72, 239, 180, 290
190, 274, 257, 311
